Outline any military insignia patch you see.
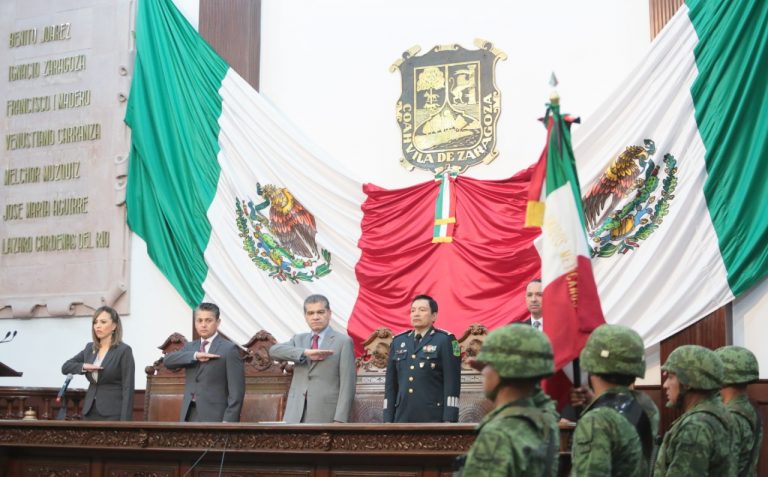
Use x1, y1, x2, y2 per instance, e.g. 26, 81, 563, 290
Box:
391, 39, 507, 175
235, 183, 331, 282
582, 140, 678, 258
452, 340, 461, 357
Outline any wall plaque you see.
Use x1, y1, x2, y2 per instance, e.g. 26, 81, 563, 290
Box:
0, 0, 133, 317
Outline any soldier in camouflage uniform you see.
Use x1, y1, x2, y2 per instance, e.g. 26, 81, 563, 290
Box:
572, 324, 657, 477
455, 324, 559, 477
716, 346, 763, 477
654, 345, 735, 477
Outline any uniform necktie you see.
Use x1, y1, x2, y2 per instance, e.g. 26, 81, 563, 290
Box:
415, 334, 422, 346
311, 334, 319, 350
199, 339, 209, 353
533, 320, 542, 331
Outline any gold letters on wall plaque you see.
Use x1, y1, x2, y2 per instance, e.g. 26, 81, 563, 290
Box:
0, 3, 133, 317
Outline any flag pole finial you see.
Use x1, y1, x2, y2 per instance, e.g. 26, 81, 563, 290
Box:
549, 72, 560, 105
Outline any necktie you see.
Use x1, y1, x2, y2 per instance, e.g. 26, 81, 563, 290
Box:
415, 334, 422, 346
533, 320, 542, 331
199, 339, 209, 353
311, 334, 319, 350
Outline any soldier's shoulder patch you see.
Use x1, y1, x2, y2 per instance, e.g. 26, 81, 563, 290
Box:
394, 330, 411, 338
452, 339, 461, 357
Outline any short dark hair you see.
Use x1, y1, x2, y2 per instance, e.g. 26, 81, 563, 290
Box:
304, 294, 330, 313
528, 278, 542, 285
195, 302, 220, 320
596, 373, 636, 386
412, 294, 438, 314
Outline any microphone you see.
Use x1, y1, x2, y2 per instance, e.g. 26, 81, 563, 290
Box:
218, 433, 229, 477
0, 330, 17, 344
56, 374, 74, 404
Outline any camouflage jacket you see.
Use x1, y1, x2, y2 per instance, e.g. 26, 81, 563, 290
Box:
461, 396, 558, 477
726, 394, 762, 477
572, 386, 647, 477
531, 387, 561, 477
653, 393, 735, 477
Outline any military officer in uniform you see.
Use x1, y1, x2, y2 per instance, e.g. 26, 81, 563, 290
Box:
456, 324, 560, 476
654, 345, 735, 477
384, 295, 461, 423
716, 346, 763, 477
573, 324, 655, 477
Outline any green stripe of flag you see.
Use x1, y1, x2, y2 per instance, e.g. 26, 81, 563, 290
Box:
689, 0, 768, 295
544, 105, 588, 232
125, 0, 229, 306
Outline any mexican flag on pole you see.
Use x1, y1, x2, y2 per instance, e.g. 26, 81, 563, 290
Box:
526, 99, 605, 371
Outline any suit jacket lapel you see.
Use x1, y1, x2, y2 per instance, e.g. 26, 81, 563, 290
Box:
87, 345, 98, 365
194, 338, 208, 379
324, 330, 337, 349
306, 332, 317, 371
99, 346, 114, 371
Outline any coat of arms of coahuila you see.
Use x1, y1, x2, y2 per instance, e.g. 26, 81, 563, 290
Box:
391, 39, 506, 175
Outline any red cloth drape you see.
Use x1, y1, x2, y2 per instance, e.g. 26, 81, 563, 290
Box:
348, 167, 542, 350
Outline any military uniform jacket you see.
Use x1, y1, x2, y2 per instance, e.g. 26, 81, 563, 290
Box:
461, 396, 559, 477
383, 327, 461, 422
653, 393, 736, 477
572, 386, 646, 477
726, 394, 762, 477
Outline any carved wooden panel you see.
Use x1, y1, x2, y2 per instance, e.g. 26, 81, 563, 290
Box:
105, 463, 177, 477
456, 323, 488, 371
22, 460, 89, 477
331, 469, 419, 477
356, 328, 394, 373
196, 467, 311, 477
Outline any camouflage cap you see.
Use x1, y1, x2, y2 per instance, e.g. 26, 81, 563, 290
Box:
579, 324, 646, 378
661, 345, 723, 390
715, 345, 759, 385
475, 323, 554, 379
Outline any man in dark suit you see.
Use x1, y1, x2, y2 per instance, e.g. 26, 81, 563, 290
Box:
164, 302, 245, 422
269, 294, 356, 423
521, 278, 543, 330
522, 278, 584, 420
384, 295, 461, 423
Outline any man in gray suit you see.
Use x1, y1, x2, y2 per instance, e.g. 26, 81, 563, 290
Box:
269, 295, 356, 423
164, 302, 245, 422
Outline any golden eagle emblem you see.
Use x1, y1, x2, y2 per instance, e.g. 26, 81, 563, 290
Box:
235, 183, 331, 282
582, 140, 679, 257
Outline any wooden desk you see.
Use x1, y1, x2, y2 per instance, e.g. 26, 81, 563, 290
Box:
0, 420, 574, 476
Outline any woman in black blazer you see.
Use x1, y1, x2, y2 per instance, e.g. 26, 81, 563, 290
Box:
62, 306, 135, 420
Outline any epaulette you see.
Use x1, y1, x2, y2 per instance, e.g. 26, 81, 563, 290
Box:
432, 327, 452, 336
394, 329, 412, 338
